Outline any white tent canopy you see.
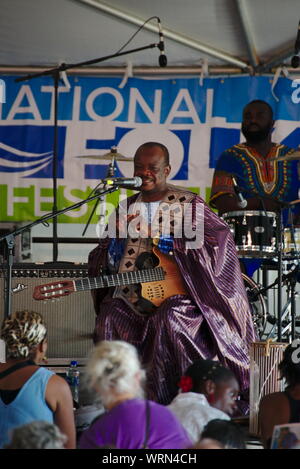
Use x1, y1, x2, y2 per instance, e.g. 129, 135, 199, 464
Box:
0, 0, 299, 74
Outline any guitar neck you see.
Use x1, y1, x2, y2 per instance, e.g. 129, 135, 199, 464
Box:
73, 267, 164, 292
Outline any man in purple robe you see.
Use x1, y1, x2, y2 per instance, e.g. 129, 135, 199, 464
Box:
88, 141, 256, 405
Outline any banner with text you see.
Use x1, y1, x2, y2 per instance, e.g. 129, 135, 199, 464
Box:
0, 74, 299, 223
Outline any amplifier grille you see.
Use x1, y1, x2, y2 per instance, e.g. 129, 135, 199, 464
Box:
0, 264, 95, 359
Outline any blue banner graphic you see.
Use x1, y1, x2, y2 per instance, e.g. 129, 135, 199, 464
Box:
0, 74, 299, 222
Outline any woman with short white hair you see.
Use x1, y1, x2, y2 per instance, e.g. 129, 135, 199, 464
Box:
4, 421, 67, 449
79, 340, 191, 449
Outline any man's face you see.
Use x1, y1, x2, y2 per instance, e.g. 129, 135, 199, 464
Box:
212, 377, 240, 416
241, 102, 274, 143
133, 146, 171, 195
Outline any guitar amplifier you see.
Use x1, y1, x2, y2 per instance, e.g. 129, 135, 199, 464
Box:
0, 263, 95, 360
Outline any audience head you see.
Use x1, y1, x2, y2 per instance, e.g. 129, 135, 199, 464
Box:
1, 310, 47, 361
201, 419, 246, 449
178, 359, 239, 416
85, 340, 145, 408
193, 438, 224, 449
4, 421, 67, 449
78, 373, 103, 407
279, 341, 300, 387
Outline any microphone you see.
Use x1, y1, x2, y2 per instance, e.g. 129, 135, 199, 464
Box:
157, 18, 167, 67
97, 176, 142, 189
231, 176, 247, 208
291, 20, 300, 68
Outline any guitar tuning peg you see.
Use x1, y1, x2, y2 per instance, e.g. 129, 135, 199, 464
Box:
152, 237, 160, 246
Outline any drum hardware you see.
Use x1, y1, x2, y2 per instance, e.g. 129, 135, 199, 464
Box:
258, 265, 300, 341
266, 300, 297, 341
265, 314, 300, 327
223, 178, 300, 341
242, 273, 267, 338
269, 150, 300, 162
250, 266, 299, 299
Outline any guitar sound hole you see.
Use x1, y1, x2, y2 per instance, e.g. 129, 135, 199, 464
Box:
146, 284, 164, 299
135, 252, 158, 270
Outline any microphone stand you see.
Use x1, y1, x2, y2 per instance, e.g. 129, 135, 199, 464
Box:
276, 209, 284, 341
82, 156, 116, 237
15, 42, 159, 262
290, 268, 298, 339
0, 186, 119, 319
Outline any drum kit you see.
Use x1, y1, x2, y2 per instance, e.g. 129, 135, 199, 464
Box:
222, 150, 300, 341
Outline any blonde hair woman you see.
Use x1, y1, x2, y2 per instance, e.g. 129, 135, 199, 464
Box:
79, 340, 191, 449
0, 311, 76, 449
4, 421, 67, 449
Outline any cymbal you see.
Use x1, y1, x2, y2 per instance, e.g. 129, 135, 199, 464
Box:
270, 150, 300, 162
76, 154, 133, 161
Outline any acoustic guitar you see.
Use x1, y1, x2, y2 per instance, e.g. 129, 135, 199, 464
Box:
32, 247, 187, 308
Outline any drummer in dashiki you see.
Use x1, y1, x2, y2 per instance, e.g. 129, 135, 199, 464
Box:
209, 99, 300, 278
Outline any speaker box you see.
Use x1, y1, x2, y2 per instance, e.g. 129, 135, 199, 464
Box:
0, 263, 95, 360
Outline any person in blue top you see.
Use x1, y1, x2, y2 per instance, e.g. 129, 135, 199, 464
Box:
210, 99, 300, 277
0, 310, 76, 449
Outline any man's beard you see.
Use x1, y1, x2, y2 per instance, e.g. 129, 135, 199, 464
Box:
242, 123, 272, 143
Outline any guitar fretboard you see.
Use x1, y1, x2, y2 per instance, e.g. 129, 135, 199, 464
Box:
73, 267, 165, 291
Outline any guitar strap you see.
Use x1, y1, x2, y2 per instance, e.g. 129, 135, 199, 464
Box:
113, 185, 194, 311
141, 399, 151, 449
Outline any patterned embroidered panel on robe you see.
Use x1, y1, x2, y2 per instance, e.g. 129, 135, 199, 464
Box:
113, 185, 196, 312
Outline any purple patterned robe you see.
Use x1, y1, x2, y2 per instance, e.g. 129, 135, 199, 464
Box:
88, 191, 256, 405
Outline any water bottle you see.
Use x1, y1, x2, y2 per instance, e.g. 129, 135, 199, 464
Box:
66, 360, 80, 408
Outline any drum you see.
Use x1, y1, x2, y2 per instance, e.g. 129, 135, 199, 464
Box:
283, 227, 300, 259
223, 210, 277, 258
249, 341, 287, 436
242, 273, 267, 339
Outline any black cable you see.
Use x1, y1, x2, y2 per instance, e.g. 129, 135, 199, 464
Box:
115, 16, 160, 55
